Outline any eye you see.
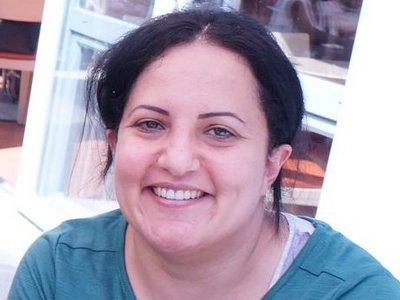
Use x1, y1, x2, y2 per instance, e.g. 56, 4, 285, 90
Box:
205, 126, 235, 140
135, 120, 164, 132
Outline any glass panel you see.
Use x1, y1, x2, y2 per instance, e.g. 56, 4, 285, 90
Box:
240, 0, 363, 215
38, 37, 107, 199
240, 0, 364, 127
30, 0, 160, 210
241, 0, 362, 62
80, 0, 155, 24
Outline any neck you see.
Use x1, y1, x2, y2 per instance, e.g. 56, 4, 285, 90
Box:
124, 212, 288, 300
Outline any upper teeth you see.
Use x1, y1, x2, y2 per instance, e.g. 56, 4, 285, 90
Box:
152, 187, 203, 200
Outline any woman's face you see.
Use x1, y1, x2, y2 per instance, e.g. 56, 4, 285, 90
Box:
108, 41, 290, 254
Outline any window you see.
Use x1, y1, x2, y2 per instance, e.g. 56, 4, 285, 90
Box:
17, 0, 363, 229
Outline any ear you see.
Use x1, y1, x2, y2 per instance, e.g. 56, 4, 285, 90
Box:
263, 144, 292, 187
106, 129, 117, 155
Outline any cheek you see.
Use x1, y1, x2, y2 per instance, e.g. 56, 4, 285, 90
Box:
112, 142, 152, 216
113, 141, 152, 186
208, 145, 267, 196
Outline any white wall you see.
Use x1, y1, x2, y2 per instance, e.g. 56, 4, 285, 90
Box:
317, 0, 400, 279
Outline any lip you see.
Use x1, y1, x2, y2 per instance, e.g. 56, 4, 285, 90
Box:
152, 186, 204, 200
148, 181, 209, 191
144, 184, 211, 208
149, 181, 212, 195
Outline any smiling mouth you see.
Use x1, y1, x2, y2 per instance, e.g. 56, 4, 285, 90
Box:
151, 187, 205, 201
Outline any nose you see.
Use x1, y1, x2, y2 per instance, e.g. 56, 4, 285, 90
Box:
157, 132, 200, 177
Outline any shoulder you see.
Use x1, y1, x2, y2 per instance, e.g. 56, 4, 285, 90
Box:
267, 218, 400, 299
301, 218, 393, 279
55, 209, 126, 250
303, 218, 400, 297
23, 209, 126, 254
8, 209, 128, 299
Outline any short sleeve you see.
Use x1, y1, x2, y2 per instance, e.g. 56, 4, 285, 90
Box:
337, 271, 400, 300
8, 231, 59, 299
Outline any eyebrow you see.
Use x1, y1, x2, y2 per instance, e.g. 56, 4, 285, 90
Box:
198, 112, 245, 123
129, 104, 169, 117
129, 104, 245, 124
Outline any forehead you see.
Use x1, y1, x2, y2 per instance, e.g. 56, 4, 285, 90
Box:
130, 41, 261, 107
147, 41, 254, 77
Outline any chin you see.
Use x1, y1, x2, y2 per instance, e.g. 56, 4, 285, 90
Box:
144, 221, 206, 254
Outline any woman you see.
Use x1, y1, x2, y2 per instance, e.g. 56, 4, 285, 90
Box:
9, 7, 400, 299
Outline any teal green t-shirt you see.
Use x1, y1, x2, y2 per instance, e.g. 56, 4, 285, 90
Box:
8, 210, 400, 299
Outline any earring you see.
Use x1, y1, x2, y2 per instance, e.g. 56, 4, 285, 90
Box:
263, 189, 274, 212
